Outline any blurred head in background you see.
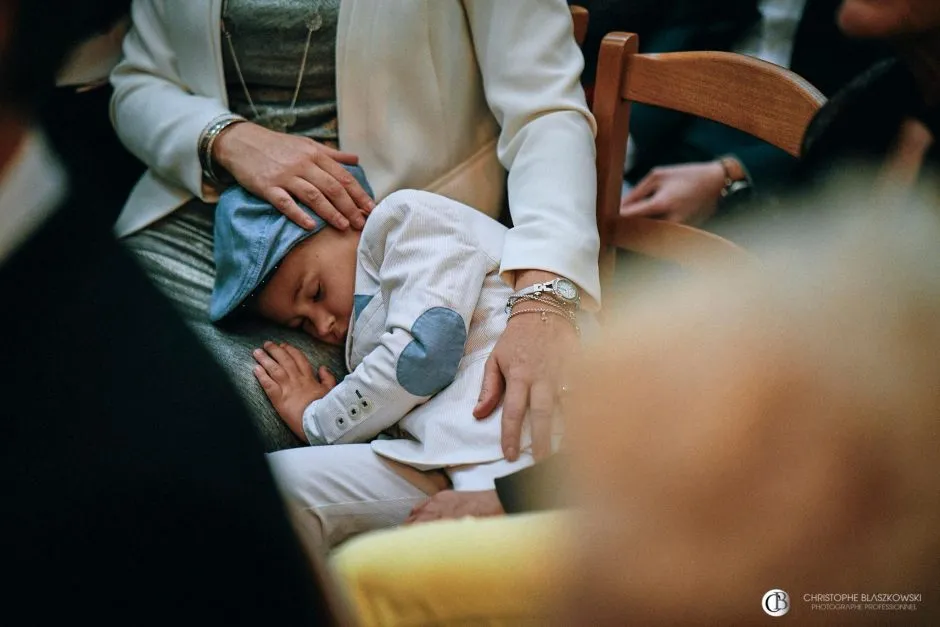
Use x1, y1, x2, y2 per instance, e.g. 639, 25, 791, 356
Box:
0, 0, 128, 115
837, 0, 940, 109
563, 186, 940, 625
838, 0, 940, 39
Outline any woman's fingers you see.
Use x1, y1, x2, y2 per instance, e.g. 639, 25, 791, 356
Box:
319, 155, 376, 217
474, 356, 505, 419
214, 123, 373, 228
500, 378, 529, 462
304, 164, 366, 229
266, 187, 319, 230
318, 144, 359, 165
288, 178, 350, 230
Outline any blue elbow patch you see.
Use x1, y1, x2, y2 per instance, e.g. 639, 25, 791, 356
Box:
396, 307, 467, 396
353, 294, 374, 321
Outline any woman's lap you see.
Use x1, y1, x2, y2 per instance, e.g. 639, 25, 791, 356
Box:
122, 200, 347, 451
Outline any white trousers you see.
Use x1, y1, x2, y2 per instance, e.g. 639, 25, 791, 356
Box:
267, 444, 449, 551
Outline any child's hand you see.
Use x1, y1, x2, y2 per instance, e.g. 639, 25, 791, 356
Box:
252, 341, 338, 441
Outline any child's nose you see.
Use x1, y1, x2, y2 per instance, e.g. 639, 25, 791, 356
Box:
315, 312, 334, 337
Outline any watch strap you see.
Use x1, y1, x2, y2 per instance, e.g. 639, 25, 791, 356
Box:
718, 157, 751, 199
508, 278, 580, 312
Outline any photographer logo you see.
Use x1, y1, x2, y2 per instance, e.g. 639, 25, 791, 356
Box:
763, 590, 790, 617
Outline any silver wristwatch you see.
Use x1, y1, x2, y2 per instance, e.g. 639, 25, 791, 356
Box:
509, 277, 581, 309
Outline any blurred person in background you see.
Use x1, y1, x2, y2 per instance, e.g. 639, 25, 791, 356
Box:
0, 1, 341, 622
620, 0, 889, 225
797, 0, 940, 195
565, 191, 940, 625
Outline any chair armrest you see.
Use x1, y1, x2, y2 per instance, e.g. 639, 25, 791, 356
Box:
614, 216, 756, 271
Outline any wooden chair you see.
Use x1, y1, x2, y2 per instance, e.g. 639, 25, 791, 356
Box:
570, 5, 589, 47
592, 32, 827, 285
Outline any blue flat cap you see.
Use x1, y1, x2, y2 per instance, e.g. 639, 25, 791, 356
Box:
210, 164, 373, 322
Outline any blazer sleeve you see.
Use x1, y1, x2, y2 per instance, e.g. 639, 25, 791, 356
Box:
463, 0, 601, 310
301, 191, 492, 445
110, 0, 231, 200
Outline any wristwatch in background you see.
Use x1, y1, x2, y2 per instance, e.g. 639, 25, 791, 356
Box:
718, 156, 752, 203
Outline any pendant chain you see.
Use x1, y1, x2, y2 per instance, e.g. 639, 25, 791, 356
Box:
221, 0, 320, 123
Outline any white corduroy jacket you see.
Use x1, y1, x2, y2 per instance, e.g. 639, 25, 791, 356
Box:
110, 0, 601, 306
305, 190, 535, 488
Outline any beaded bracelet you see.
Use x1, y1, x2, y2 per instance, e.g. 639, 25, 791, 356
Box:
198, 114, 247, 186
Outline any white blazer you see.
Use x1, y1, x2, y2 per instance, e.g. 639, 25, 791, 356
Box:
111, 0, 601, 306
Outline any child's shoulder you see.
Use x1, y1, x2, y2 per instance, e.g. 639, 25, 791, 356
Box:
365, 189, 507, 241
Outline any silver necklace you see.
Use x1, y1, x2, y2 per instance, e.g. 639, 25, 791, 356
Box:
221, 0, 323, 133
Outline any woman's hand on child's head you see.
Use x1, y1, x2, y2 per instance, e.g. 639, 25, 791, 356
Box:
213, 122, 375, 231
252, 341, 338, 441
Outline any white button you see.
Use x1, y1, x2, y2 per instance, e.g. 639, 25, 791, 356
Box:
348, 405, 361, 420
354, 390, 373, 413
335, 416, 346, 428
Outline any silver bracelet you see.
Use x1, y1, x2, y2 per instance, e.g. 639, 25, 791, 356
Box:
506, 307, 581, 336
505, 293, 572, 315
198, 114, 246, 186
506, 292, 577, 315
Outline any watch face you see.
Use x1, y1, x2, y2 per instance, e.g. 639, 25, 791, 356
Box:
555, 278, 578, 301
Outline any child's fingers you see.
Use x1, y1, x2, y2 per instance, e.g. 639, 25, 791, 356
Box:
262, 341, 300, 377
253, 347, 286, 380
319, 366, 338, 389
253, 365, 280, 396
281, 343, 313, 375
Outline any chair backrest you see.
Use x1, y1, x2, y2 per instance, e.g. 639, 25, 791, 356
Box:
570, 5, 589, 48
592, 32, 827, 284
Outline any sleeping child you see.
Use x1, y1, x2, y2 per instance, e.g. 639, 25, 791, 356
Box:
210, 176, 579, 549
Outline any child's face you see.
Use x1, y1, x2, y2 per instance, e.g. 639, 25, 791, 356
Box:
255, 227, 360, 345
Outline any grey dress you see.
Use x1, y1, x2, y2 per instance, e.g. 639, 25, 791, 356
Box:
123, 0, 344, 451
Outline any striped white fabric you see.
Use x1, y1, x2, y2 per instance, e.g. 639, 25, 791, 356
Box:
301, 190, 535, 483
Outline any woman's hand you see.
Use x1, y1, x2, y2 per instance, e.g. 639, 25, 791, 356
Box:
213, 122, 375, 230
620, 162, 728, 225
474, 270, 578, 462
252, 341, 337, 441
